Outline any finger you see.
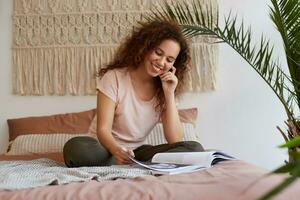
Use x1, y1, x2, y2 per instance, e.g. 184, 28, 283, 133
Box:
119, 152, 129, 160
115, 152, 127, 161
120, 147, 130, 156
120, 147, 133, 158
117, 156, 130, 165
121, 147, 128, 153
159, 72, 168, 79
160, 72, 172, 79
171, 66, 176, 74
116, 159, 123, 165
161, 77, 170, 82
119, 150, 133, 163
122, 157, 133, 164
122, 158, 133, 164
128, 150, 135, 157
161, 74, 173, 82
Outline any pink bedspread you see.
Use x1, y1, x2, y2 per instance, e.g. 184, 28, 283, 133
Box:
0, 160, 299, 200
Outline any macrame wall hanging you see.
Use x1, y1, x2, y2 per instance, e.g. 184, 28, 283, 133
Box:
12, 0, 218, 95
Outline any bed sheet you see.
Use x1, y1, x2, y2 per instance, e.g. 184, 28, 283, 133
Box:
0, 159, 299, 200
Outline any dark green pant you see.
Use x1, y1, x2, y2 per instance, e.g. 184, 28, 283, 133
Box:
63, 136, 204, 167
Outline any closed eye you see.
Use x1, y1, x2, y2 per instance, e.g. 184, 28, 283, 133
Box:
155, 50, 163, 56
167, 58, 175, 63
155, 48, 176, 62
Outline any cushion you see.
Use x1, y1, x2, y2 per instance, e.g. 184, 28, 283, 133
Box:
145, 107, 199, 145
88, 107, 198, 135
176, 107, 198, 125
6, 107, 198, 155
7, 109, 96, 141
5, 133, 89, 155
89, 107, 199, 145
144, 122, 198, 146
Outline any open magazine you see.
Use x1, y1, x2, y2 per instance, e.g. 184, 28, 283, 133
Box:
128, 151, 235, 175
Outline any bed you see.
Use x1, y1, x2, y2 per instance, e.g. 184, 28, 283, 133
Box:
1, 108, 299, 200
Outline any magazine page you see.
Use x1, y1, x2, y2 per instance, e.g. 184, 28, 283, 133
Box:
152, 151, 235, 167
210, 152, 235, 165
127, 154, 205, 173
150, 165, 206, 175
212, 151, 235, 159
151, 152, 214, 167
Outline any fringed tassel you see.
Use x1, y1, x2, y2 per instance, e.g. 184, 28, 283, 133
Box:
12, 42, 218, 95
187, 43, 218, 92
12, 46, 118, 95
12, 0, 218, 95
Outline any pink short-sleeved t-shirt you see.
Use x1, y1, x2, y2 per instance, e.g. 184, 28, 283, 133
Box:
89, 68, 160, 149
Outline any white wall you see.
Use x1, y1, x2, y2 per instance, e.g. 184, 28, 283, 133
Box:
0, 0, 288, 170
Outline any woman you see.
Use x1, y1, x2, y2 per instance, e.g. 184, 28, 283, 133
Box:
63, 20, 204, 167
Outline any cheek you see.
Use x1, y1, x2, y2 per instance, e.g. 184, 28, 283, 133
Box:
164, 65, 172, 72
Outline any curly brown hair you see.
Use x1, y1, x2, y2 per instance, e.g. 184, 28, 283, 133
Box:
97, 19, 191, 111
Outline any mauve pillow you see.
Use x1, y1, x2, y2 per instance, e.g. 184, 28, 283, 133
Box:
177, 107, 198, 124
88, 107, 198, 135
7, 109, 96, 141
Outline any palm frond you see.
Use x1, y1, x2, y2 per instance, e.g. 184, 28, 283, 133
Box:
258, 174, 299, 200
146, 0, 297, 121
146, 1, 300, 199
270, 0, 300, 110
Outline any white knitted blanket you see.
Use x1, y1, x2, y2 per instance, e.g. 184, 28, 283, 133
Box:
0, 159, 150, 190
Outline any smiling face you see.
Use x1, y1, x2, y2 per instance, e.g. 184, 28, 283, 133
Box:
143, 39, 181, 77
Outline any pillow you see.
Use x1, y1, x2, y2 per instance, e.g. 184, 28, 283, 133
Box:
7, 109, 96, 141
144, 122, 198, 146
177, 107, 198, 125
145, 107, 199, 145
88, 107, 198, 136
88, 107, 199, 145
6, 133, 89, 155
7, 107, 198, 155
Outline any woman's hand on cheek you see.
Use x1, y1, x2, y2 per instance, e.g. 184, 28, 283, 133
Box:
159, 66, 178, 97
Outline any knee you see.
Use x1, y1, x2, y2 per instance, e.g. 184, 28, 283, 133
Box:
63, 136, 96, 167
63, 137, 84, 154
183, 141, 204, 152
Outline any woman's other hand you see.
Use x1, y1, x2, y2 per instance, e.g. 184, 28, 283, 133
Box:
159, 66, 178, 97
110, 146, 135, 165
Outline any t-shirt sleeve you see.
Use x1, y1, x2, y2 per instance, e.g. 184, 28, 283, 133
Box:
96, 70, 118, 103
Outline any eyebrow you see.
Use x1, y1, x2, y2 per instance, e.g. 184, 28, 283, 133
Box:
156, 47, 176, 60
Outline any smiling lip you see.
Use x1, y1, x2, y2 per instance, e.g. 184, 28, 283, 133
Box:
152, 64, 162, 73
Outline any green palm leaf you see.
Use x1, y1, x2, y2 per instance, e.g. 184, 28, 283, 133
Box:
258, 174, 298, 200
269, 0, 300, 111
147, 0, 300, 199
146, 0, 299, 122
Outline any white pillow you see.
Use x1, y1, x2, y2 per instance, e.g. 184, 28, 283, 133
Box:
6, 133, 88, 155
145, 123, 199, 146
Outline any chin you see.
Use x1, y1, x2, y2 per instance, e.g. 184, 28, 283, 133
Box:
146, 69, 157, 77
147, 72, 158, 77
